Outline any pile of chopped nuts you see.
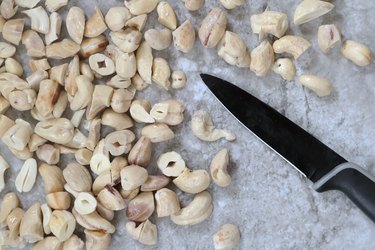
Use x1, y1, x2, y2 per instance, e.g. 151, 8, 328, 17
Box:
0, 0, 373, 249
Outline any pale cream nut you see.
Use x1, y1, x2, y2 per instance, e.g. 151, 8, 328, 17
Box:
41, 203, 52, 235
172, 20, 196, 53
0, 42, 16, 58
157, 151, 186, 177
125, 0, 158, 15
86, 85, 114, 120
64, 56, 80, 96
35, 79, 60, 117
19, 203, 43, 243
85, 230, 111, 250
36, 144, 60, 165
341, 40, 373, 67
66, 7, 85, 44
199, 8, 227, 48
155, 188, 180, 217
49, 210, 76, 241
0, 155, 10, 192
72, 209, 115, 233
171, 71, 187, 89
150, 99, 185, 125
136, 41, 153, 84
6, 207, 24, 241
152, 57, 171, 90
45, 0, 67, 12
101, 109, 134, 131
4, 58, 23, 76
15, 158, 37, 193
145, 28, 172, 51
8, 89, 36, 111
299, 75, 332, 97
294, 0, 334, 25
90, 139, 111, 175
21, 29, 46, 57
104, 130, 136, 156
126, 220, 158, 246
84, 6, 107, 38
111, 88, 134, 113
273, 35, 311, 60
250, 40, 274, 77
128, 136, 152, 168
250, 10, 288, 39
317, 24, 341, 53
130, 99, 155, 123
35, 118, 74, 144
213, 224, 241, 250
218, 31, 251, 68
121, 165, 148, 191
2, 18, 24, 45
126, 191, 154, 222
1, 0, 18, 19
70, 75, 94, 111
32, 236, 63, 250
125, 14, 147, 31
45, 12, 62, 45
22, 6, 49, 34
220, 0, 244, 9
0, 192, 19, 228
97, 185, 126, 211
63, 162, 92, 192
46, 39, 81, 59
110, 28, 142, 53
116, 52, 137, 79
62, 235, 84, 250
107, 75, 132, 89
183, 0, 205, 11
2, 119, 33, 151
74, 192, 97, 215
89, 53, 115, 76
28, 134, 47, 152
75, 148, 93, 166
272, 58, 296, 81
157, 1, 177, 30
141, 175, 170, 192
210, 149, 231, 187
79, 35, 109, 59
141, 123, 175, 143
50, 64, 68, 85
173, 168, 211, 194
105, 7, 131, 32
46, 192, 71, 210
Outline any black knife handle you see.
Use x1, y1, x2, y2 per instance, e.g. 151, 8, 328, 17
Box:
314, 162, 375, 222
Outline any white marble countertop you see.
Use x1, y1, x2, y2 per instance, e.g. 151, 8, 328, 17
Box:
1, 0, 375, 249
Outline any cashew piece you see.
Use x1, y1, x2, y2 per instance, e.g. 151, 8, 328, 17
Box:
0, 42, 16, 58
70, 75, 94, 111
199, 8, 227, 48
89, 53, 115, 76
111, 88, 134, 113
63, 162, 92, 192
105, 7, 131, 32
46, 39, 81, 59
155, 188, 180, 217
49, 210, 76, 241
39, 163, 65, 194
136, 41, 153, 84
36, 144, 60, 165
15, 158, 37, 193
172, 20, 196, 53
220, 0, 244, 10
2, 119, 33, 151
183, 0, 205, 11
145, 28, 172, 51
317, 24, 341, 53
191, 110, 235, 142
250, 10, 288, 39
152, 57, 171, 90
40, 204, 52, 235
45, 0, 67, 12
110, 28, 142, 53
157, 151, 186, 177
213, 224, 241, 250
84, 6, 107, 38
45, 12, 62, 46
85, 230, 111, 250
341, 40, 373, 67
273, 35, 311, 60
125, 0, 158, 15
294, 0, 334, 25
101, 109, 134, 131
80, 35, 109, 59
299, 75, 332, 97
142, 123, 175, 143
35, 118, 74, 144
272, 58, 296, 81
116, 52, 137, 79
4, 58, 23, 76
210, 149, 231, 187
8, 89, 36, 111
130, 99, 154, 123
105, 130, 135, 156
22, 6, 49, 34
3, 18, 24, 46
86, 85, 114, 120
218, 31, 251, 68
121, 165, 149, 191
141, 175, 170, 192
128, 136, 152, 167
6, 207, 24, 241
157, 1, 177, 30
125, 14, 148, 31
250, 40, 275, 77
19, 203, 43, 243
126, 220, 158, 246
32, 236, 63, 250
1, 192, 19, 227
35, 79, 60, 117
173, 168, 211, 194
72, 208, 115, 233
0, 155, 9, 192
66, 7, 85, 44
63, 235, 84, 250
171, 191, 213, 226
171, 70, 187, 89
126, 191, 155, 222
1, 0, 18, 19
46, 192, 71, 210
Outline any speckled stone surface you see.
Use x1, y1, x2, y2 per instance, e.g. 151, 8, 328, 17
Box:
1, 0, 375, 249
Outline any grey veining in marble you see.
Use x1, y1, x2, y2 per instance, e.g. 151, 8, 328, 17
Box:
1, 0, 375, 249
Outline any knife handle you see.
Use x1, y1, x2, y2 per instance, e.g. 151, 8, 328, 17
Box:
313, 162, 375, 222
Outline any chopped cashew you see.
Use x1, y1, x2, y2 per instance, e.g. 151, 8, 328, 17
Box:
341, 40, 373, 67
250, 10, 288, 39
273, 35, 311, 60
299, 75, 332, 97
294, 0, 334, 25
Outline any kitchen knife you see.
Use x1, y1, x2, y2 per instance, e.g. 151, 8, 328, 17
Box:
201, 73, 375, 222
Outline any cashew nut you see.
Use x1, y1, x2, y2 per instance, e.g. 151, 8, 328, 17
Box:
250, 10, 288, 39
35, 118, 74, 144
250, 40, 274, 77
273, 35, 311, 60
150, 99, 185, 125
125, 14, 148, 31
121, 165, 149, 191
2, 119, 33, 151
126, 191, 154, 222
46, 192, 71, 210
110, 28, 142, 53
157, 1, 177, 30
45, 12, 62, 45
220, 0, 244, 9
39, 163, 65, 194
35, 79, 60, 117
72, 209, 115, 233
107, 75, 132, 89
105, 130, 135, 156
341, 40, 373, 67
45, 0, 67, 12
105, 7, 131, 32
36, 144, 60, 165
49, 210, 76, 241
0, 96, 10, 114
157, 151, 186, 177
15, 0, 40, 8
32, 236, 63, 250
126, 220, 158, 246
172, 20, 196, 53
299, 75, 332, 97
63, 235, 84, 250
46, 39, 81, 59
272, 58, 296, 81
130, 99, 154, 123
0, 42, 16, 58
2, 18, 24, 45
213, 224, 241, 250
173, 168, 211, 194
63, 162, 92, 192
317, 24, 341, 53
116, 52, 137, 79
0, 155, 9, 192
136, 41, 153, 84
0, 192, 19, 227
101, 108, 134, 131
294, 0, 334, 25
171, 70, 187, 89
145, 28, 172, 51
6, 207, 24, 241
89, 53, 115, 76
128, 136, 152, 167
4, 58, 23, 76
85, 230, 111, 250
191, 110, 235, 142
70, 75, 94, 111
183, 0, 205, 11
125, 0, 158, 15
8, 89, 36, 111
29, 58, 51, 72
19, 203, 43, 243
86, 85, 114, 120
64, 55, 80, 96
210, 149, 231, 187
90, 139, 111, 175
40, 203, 52, 234
171, 191, 213, 226
74, 148, 92, 165
80, 35, 109, 59
111, 88, 134, 113
218, 31, 251, 68
152, 57, 171, 90
66, 7, 85, 44
84, 6, 107, 38
142, 123, 175, 143
22, 6, 49, 34
155, 188, 180, 217
141, 175, 170, 192
199, 8, 227, 48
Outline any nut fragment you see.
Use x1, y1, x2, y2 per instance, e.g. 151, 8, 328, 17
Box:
341, 40, 373, 67
35, 79, 60, 117
0, 155, 10, 192
157, 151, 186, 177
172, 20, 196, 53
199, 8, 227, 48
1, 0, 18, 19
152, 57, 171, 90
191, 110, 235, 142
84, 6, 107, 38
46, 39, 81, 59
141, 175, 170, 192
125, 14, 147, 31
183, 0, 205, 11
171, 71, 187, 89
272, 58, 296, 81
173, 168, 211, 194
45, 12, 62, 45
213, 224, 241, 250
29, 134, 47, 152
250, 11, 288, 39
111, 88, 133, 113
9, 146, 33, 160
125, 0, 158, 15
101, 109, 134, 130
45, 0, 67, 12
72, 209, 115, 233
2, 119, 33, 151
8, 89, 36, 111
74, 192, 97, 215
89, 53, 115, 76
19, 203, 43, 243
70, 75, 94, 111
29, 58, 50, 72
90, 139, 111, 175
22, 30, 45, 58
157, 2, 177, 30
145, 28, 172, 51
116, 52, 137, 79
130, 99, 154, 123
220, 0, 244, 9
66, 7, 85, 44
105, 7, 131, 32
121, 165, 149, 191
6, 207, 24, 240
26, 70, 48, 90
0, 192, 19, 227
52, 91, 68, 118
132, 73, 149, 91
273, 35, 311, 59
40, 204, 52, 234
171, 191, 213, 226
294, 0, 334, 25
150, 99, 185, 125
46, 192, 71, 210
3, 18, 24, 45
110, 28, 142, 53
36, 144, 60, 165
32, 236, 63, 250
63, 162, 93, 192
75, 148, 93, 165
126, 220, 158, 246
141, 123, 175, 143
85, 230, 111, 250
126, 191, 154, 222
49, 210, 76, 241
87, 85, 114, 120
136, 41, 153, 84
299, 75, 332, 97
63, 235, 84, 250
4, 58, 23, 76
250, 40, 274, 77
35, 118, 74, 144
22, 6, 49, 34
107, 75, 132, 89
15, 158, 37, 193
79, 35, 109, 59
105, 130, 135, 156
155, 188, 180, 217
218, 31, 251, 68
128, 136, 152, 167
0, 42, 16, 58
97, 185, 126, 211
64, 56, 80, 96
0, 96, 10, 114
210, 149, 231, 187
317, 24, 341, 53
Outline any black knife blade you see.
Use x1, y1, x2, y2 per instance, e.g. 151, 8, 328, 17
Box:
201, 73, 375, 222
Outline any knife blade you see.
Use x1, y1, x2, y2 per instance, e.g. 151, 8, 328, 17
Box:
201, 73, 375, 222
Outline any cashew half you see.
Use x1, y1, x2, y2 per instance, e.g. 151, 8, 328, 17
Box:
157, 151, 186, 177
70, 75, 93, 111
80, 35, 109, 59
126, 220, 158, 246
220, 0, 244, 10
130, 99, 154, 123
250, 10, 288, 39
341, 40, 373, 67
85, 230, 111, 250
63, 162, 92, 192
299, 75, 332, 97
171, 191, 213, 226
213, 224, 241, 250
35, 118, 74, 144
273, 35, 311, 60
86, 85, 114, 120
155, 188, 180, 217
3, 18, 24, 45
35, 79, 60, 117
2, 119, 33, 151
171, 71, 187, 89
145, 28, 172, 51
105, 130, 135, 156
1, 192, 19, 227
294, 0, 334, 25
110, 28, 142, 53
157, 1, 177, 30
22, 6, 49, 34
172, 20, 196, 53
72, 209, 115, 233
250, 40, 274, 77
97, 185, 126, 211
183, 0, 205, 11
19, 203, 43, 243
66, 7, 85, 44
39, 163, 65, 194
116, 52, 137, 79
136, 41, 153, 84
191, 110, 235, 142
317, 24, 341, 53
272, 58, 296, 81
45, 12, 62, 46
218, 31, 251, 68
173, 168, 211, 194
199, 8, 227, 48
152, 57, 171, 90
125, 0, 158, 15
126, 191, 154, 222
210, 149, 231, 187
105, 7, 131, 32
49, 210, 76, 241
84, 6, 107, 38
